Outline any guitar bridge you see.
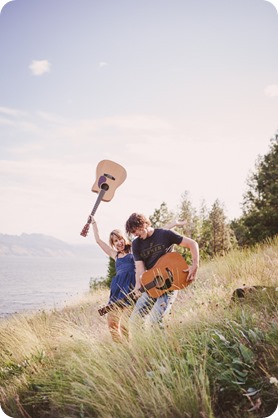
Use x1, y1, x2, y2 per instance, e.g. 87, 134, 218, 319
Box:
104, 173, 116, 180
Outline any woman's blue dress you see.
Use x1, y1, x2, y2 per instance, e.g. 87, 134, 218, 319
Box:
108, 253, 135, 304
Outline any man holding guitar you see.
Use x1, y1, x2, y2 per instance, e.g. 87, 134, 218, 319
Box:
125, 213, 199, 328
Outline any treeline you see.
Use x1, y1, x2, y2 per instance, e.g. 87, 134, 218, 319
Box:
100, 133, 277, 285
150, 133, 278, 259
231, 134, 278, 246
149, 198, 236, 260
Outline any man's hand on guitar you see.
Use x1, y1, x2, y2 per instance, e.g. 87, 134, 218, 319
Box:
132, 288, 142, 300
184, 264, 198, 282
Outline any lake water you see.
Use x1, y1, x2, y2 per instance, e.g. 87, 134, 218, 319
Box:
0, 255, 108, 318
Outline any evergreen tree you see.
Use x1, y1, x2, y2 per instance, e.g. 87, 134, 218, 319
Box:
149, 202, 173, 228
241, 135, 278, 244
197, 200, 212, 259
208, 199, 234, 256
174, 191, 199, 263
177, 191, 198, 239
230, 217, 250, 247
106, 256, 116, 287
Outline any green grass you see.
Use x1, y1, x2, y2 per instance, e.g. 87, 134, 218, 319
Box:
0, 237, 277, 418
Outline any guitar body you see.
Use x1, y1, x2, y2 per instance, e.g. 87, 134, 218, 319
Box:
140, 252, 190, 298
91, 160, 127, 202
98, 252, 190, 316
80, 160, 127, 237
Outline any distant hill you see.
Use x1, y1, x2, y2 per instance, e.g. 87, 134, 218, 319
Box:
0, 233, 104, 258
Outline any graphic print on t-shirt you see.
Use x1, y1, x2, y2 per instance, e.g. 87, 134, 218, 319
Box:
140, 243, 165, 258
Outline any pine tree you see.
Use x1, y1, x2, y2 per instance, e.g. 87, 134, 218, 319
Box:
241, 135, 278, 244
209, 199, 234, 256
197, 200, 212, 259
106, 256, 116, 287
177, 191, 198, 239
149, 202, 173, 228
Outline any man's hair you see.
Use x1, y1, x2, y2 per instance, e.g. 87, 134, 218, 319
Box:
125, 213, 151, 234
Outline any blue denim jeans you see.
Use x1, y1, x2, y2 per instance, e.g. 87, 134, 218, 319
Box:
130, 290, 178, 328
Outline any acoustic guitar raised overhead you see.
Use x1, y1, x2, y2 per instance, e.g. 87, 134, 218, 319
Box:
80, 160, 127, 237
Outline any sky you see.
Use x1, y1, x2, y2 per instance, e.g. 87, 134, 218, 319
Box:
0, 0, 278, 244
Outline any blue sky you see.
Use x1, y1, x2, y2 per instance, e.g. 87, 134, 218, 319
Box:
0, 0, 278, 244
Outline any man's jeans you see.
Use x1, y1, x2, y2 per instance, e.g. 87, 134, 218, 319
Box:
130, 290, 178, 328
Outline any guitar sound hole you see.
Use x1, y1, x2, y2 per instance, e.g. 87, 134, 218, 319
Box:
101, 183, 109, 191
154, 275, 164, 287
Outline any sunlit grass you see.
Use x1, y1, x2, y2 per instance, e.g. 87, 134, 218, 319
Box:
0, 237, 277, 417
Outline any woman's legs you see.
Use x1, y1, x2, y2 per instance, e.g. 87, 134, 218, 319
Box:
107, 307, 131, 342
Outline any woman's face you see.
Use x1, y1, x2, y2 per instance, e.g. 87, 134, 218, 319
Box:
112, 235, 125, 252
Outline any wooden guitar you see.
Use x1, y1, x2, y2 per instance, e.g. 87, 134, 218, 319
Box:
98, 252, 190, 316
80, 160, 127, 237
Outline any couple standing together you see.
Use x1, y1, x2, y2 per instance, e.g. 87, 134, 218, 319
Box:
91, 212, 199, 342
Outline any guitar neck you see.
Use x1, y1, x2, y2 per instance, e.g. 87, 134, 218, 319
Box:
98, 280, 168, 316
90, 188, 106, 217
98, 292, 137, 316
80, 188, 107, 237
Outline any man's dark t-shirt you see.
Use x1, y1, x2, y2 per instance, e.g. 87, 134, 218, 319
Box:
132, 229, 183, 270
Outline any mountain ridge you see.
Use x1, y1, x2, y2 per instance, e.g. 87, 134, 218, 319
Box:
0, 233, 102, 258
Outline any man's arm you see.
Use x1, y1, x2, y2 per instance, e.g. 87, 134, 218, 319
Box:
134, 260, 146, 292
179, 237, 199, 281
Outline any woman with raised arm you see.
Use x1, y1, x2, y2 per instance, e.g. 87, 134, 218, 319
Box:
91, 216, 186, 342
90, 216, 135, 342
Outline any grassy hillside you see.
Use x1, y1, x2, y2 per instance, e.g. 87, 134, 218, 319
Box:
0, 237, 277, 418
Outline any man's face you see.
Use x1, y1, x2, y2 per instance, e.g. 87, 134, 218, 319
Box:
132, 225, 149, 240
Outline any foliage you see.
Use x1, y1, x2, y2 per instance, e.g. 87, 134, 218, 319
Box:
239, 135, 278, 245
149, 202, 173, 228
177, 191, 198, 239
1, 238, 277, 418
89, 276, 108, 290
89, 257, 116, 290
208, 199, 236, 257
106, 256, 116, 287
147, 134, 278, 254
230, 217, 251, 248
149, 194, 236, 260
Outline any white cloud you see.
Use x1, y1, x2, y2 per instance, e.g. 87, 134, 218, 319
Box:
0, 106, 26, 117
0, 106, 272, 242
0, 158, 98, 242
29, 60, 51, 76
264, 84, 278, 97
0, 0, 14, 14
264, 1, 278, 14
0, 117, 14, 126
102, 114, 172, 131
98, 61, 108, 68
0, 107, 38, 132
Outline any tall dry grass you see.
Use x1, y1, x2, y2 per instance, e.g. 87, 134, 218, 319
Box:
0, 237, 277, 418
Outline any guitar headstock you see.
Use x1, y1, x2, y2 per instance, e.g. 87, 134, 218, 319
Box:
80, 223, 90, 237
